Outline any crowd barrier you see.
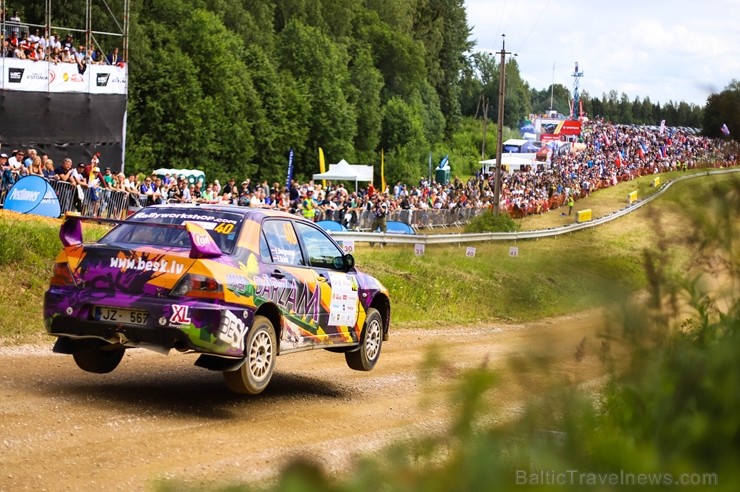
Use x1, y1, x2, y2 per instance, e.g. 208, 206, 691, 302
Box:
311, 206, 485, 231
0, 176, 487, 229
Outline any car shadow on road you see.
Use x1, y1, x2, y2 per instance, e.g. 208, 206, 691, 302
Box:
31, 369, 349, 419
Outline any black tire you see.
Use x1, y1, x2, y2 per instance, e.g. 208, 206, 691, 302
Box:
223, 315, 276, 395
345, 308, 383, 371
72, 341, 125, 374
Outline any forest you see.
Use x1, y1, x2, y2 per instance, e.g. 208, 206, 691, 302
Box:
10, 0, 740, 184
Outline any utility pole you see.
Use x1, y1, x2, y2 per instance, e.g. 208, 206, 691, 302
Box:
493, 34, 513, 216
481, 95, 489, 159
550, 62, 555, 111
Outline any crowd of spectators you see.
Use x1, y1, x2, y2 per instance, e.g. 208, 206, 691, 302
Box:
1, 10, 123, 71
1, 119, 735, 226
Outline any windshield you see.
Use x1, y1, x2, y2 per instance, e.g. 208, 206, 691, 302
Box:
100, 207, 244, 254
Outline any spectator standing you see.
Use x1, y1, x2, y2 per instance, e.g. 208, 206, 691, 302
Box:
107, 47, 123, 66
0, 154, 11, 190
43, 159, 58, 180
103, 167, 115, 188
371, 196, 388, 233
139, 176, 161, 205
301, 190, 316, 221
55, 158, 75, 183
60, 47, 74, 63
74, 45, 87, 74
238, 182, 251, 206
8, 150, 23, 173
221, 178, 236, 203
28, 28, 41, 44
29, 156, 43, 176
250, 188, 266, 208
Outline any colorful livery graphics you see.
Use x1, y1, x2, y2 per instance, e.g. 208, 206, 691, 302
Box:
44, 205, 391, 394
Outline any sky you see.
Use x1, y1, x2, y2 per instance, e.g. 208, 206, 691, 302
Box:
465, 0, 740, 107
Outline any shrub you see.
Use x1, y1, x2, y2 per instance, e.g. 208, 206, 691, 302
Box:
464, 209, 519, 233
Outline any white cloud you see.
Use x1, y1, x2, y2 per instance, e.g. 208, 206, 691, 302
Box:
465, 0, 740, 106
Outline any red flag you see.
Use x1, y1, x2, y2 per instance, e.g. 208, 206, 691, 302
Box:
615, 154, 622, 167
638, 147, 644, 159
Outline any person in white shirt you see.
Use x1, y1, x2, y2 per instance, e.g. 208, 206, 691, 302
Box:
249, 188, 266, 207
7, 150, 24, 174
29, 28, 41, 44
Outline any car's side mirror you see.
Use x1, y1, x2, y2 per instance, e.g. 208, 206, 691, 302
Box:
344, 253, 355, 271
334, 254, 355, 272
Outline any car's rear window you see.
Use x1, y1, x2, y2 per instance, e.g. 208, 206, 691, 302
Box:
100, 207, 244, 254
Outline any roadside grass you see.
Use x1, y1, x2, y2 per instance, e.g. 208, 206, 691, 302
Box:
355, 172, 699, 325
0, 171, 727, 344
0, 214, 108, 344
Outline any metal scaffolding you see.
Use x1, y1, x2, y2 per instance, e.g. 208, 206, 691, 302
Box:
1, 0, 129, 62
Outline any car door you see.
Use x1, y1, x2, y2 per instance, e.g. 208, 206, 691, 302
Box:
292, 221, 360, 345
258, 219, 325, 350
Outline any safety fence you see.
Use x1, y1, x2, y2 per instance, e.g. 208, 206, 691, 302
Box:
0, 178, 147, 220
315, 207, 486, 231
328, 168, 740, 245
0, 177, 485, 229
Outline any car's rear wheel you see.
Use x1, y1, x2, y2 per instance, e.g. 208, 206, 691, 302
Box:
223, 315, 276, 394
345, 308, 383, 371
72, 340, 125, 374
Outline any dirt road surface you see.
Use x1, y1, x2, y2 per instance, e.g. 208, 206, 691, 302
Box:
0, 310, 611, 491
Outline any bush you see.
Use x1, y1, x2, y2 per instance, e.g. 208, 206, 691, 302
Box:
464, 210, 519, 233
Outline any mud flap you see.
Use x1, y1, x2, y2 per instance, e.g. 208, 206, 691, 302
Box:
195, 354, 245, 372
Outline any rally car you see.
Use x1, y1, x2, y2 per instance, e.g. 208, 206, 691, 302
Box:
43, 205, 391, 394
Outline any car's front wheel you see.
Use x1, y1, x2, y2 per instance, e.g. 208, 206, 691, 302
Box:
345, 308, 383, 371
72, 340, 125, 374
223, 315, 276, 394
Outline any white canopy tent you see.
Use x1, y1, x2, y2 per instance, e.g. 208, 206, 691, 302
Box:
312, 159, 374, 190
479, 154, 537, 174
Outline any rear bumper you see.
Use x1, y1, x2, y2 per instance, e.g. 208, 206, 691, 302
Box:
44, 287, 253, 357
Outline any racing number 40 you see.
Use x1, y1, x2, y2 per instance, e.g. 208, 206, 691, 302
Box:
214, 223, 234, 234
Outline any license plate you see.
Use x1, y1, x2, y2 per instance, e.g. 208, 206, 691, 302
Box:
95, 307, 149, 326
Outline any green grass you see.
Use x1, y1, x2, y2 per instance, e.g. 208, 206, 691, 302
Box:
0, 171, 733, 343
0, 214, 108, 344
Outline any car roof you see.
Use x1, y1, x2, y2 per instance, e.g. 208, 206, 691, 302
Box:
141, 203, 301, 222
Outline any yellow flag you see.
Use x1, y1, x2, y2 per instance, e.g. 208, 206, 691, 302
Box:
381, 149, 386, 193
318, 147, 326, 188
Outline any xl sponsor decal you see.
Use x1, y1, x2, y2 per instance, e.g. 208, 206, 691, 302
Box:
8, 67, 24, 83
109, 257, 185, 274
170, 304, 191, 324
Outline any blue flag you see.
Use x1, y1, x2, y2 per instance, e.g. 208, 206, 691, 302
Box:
285, 148, 294, 190
721, 123, 730, 136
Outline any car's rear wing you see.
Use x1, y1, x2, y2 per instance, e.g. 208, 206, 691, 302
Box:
59, 212, 222, 259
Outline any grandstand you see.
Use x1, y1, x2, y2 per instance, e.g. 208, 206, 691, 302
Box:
0, 1, 129, 172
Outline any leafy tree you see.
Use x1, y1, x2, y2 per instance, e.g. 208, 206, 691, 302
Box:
277, 20, 358, 178
703, 80, 740, 140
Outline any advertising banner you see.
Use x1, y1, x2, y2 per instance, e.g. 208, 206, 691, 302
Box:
3, 175, 62, 217
1, 58, 126, 94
